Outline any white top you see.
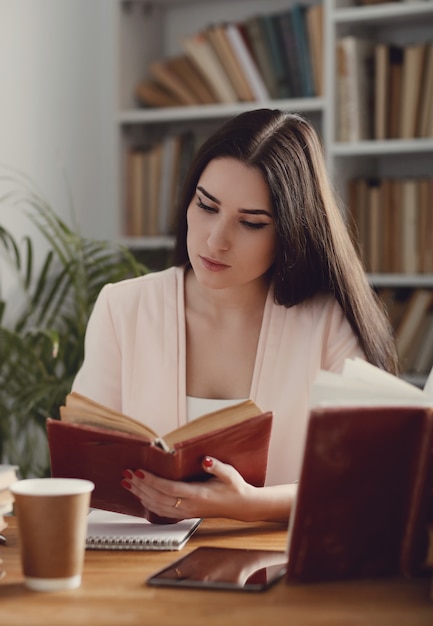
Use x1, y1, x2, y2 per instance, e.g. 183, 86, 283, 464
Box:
186, 396, 247, 422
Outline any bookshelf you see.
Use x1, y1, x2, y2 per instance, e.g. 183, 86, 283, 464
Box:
327, 0, 433, 383
329, 0, 433, 214
115, 0, 326, 255
114, 0, 433, 379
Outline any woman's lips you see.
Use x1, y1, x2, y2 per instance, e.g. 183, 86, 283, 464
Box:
200, 256, 230, 272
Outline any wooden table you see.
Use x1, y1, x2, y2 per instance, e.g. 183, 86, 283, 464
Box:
1, 516, 432, 626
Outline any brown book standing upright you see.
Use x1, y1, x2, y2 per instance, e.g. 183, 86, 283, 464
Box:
399, 43, 426, 139
47, 394, 272, 524
336, 36, 374, 142
286, 358, 433, 583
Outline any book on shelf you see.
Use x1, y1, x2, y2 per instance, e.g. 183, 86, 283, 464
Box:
164, 55, 218, 105
259, 13, 293, 99
366, 178, 382, 273
204, 23, 255, 102
380, 178, 397, 274
274, 9, 304, 99
410, 311, 433, 376
400, 178, 419, 275
0, 464, 18, 490
336, 36, 374, 141
135, 80, 183, 108
0, 493, 15, 532
374, 42, 390, 140
124, 149, 150, 237
161, 129, 208, 234
290, 3, 315, 98
157, 134, 182, 236
419, 178, 433, 274
224, 22, 270, 102
389, 179, 405, 274
388, 44, 404, 139
46, 393, 272, 524
399, 43, 427, 139
86, 510, 202, 551
305, 1, 324, 96
404, 308, 433, 376
347, 177, 370, 266
125, 132, 202, 238
0, 488, 15, 510
124, 150, 141, 237
182, 31, 239, 104
373, 42, 427, 140
347, 176, 433, 275
286, 357, 433, 583
417, 42, 433, 138
149, 58, 203, 106
146, 142, 163, 237
134, 5, 323, 110
0, 465, 19, 533
377, 286, 433, 377
377, 287, 408, 336
167, 131, 196, 233
243, 14, 280, 100
395, 288, 433, 371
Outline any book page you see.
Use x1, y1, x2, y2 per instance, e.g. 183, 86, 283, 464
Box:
61, 394, 264, 451
61, 392, 159, 440
424, 365, 433, 398
162, 399, 263, 448
343, 358, 426, 397
311, 358, 430, 408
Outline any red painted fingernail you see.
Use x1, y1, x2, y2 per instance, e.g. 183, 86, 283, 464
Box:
135, 469, 145, 479
121, 479, 132, 490
202, 456, 213, 469
122, 469, 133, 479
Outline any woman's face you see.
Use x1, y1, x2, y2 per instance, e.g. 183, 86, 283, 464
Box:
186, 157, 277, 291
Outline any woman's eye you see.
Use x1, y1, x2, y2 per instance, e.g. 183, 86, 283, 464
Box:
197, 198, 217, 213
241, 221, 268, 230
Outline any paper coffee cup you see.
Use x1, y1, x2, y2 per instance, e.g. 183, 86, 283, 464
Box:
10, 477, 94, 591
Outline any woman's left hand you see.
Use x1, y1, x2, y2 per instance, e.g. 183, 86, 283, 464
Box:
121, 456, 260, 522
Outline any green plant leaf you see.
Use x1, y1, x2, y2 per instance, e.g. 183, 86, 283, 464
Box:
0, 168, 148, 476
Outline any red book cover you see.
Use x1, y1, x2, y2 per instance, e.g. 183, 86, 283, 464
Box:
47, 398, 272, 524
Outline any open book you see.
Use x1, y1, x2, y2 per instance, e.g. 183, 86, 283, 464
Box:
286, 358, 433, 583
46, 393, 272, 524
86, 510, 202, 551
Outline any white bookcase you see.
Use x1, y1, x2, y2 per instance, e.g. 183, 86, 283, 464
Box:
114, 0, 433, 381
115, 4, 433, 274
115, 0, 327, 251
327, 0, 433, 289
328, 0, 433, 385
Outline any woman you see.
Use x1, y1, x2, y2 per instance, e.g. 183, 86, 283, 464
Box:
72, 109, 398, 523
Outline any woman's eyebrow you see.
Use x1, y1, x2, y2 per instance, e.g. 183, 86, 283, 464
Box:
197, 185, 220, 204
196, 185, 272, 217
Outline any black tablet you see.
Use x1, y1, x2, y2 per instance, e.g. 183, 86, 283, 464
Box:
147, 546, 287, 592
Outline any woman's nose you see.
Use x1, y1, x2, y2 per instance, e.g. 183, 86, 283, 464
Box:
207, 220, 230, 251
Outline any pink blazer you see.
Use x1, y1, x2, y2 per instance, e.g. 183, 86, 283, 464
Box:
72, 266, 364, 485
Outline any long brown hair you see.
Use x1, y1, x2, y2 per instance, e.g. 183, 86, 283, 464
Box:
173, 109, 398, 374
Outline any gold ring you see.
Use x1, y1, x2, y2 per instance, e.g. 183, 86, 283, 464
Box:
174, 497, 182, 509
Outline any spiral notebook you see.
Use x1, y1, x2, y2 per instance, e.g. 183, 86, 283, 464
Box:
86, 510, 202, 551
